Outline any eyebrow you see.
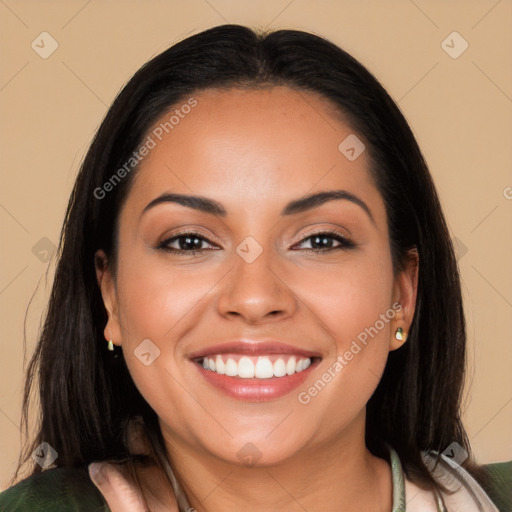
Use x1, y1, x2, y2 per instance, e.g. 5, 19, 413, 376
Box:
141, 190, 374, 223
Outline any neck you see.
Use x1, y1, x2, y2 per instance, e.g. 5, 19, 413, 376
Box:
159, 413, 393, 512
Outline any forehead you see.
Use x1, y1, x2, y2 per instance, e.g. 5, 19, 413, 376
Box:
124, 86, 382, 219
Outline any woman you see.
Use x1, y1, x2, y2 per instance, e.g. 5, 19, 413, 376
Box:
1, 24, 510, 511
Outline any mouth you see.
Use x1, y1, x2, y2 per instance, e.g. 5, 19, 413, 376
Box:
189, 341, 322, 402
199, 354, 314, 378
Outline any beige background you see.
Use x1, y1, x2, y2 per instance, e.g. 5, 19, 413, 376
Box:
1, 0, 511, 489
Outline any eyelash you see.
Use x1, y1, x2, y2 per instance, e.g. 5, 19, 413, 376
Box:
157, 229, 355, 255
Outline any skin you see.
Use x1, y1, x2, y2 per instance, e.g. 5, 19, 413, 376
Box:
94, 86, 418, 511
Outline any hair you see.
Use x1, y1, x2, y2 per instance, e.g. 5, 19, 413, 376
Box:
17, 23, 489, 500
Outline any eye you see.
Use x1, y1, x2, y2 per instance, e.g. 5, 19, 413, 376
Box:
293, 230, 355, 252
157, 232, 217, 255
157, 229, 355, 256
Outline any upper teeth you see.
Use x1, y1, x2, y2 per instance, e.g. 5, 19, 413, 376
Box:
202, 355, 312, 379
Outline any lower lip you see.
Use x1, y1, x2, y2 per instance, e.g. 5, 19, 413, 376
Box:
195, 361, 318, 402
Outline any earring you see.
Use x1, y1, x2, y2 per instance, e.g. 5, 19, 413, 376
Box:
395, 327, 407, 342
107, 326, 114, 351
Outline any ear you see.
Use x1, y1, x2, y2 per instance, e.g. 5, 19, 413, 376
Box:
95, 250, 122, 347
389, 248, 419, 351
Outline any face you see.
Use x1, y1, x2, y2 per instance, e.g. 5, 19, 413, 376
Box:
97, 86, 417, 467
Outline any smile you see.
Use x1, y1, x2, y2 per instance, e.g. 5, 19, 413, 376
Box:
189, 341, 322, 402
200, 354, 312, 379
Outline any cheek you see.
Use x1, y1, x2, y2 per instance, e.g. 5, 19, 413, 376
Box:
291, 246, 395, 424
116, 258, 214, 344
295, 246, 395, 354
114, 260, 211, 430
114, 257, 228, 414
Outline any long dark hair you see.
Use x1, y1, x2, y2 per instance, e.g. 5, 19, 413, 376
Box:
17, 24, 487, 494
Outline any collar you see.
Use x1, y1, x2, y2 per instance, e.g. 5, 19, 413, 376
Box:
389, 446, 447, 512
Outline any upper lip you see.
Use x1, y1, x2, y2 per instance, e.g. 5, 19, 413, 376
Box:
187, 340, 322, 360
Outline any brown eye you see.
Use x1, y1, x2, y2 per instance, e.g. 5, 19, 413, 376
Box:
158, 232, 217, 255
294, 231, 355, 252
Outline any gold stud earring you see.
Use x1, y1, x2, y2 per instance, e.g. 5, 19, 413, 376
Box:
395, 327, 407, 342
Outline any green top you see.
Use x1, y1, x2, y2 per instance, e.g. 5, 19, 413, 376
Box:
1, 451, 510, 511
482, 461, 512, 512
0, 467, 108, 511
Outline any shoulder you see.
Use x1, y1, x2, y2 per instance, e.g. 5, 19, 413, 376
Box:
0, 467, 109, 511
417, 451, 510, 512
481, 460, 512, 512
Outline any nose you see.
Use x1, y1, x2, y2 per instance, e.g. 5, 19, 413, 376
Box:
216, 246, 298, 325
